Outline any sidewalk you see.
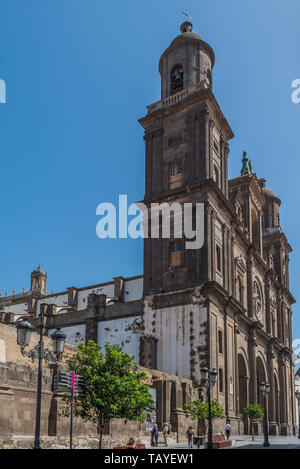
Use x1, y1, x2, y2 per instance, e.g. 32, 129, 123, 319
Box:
146, 435, 300, 450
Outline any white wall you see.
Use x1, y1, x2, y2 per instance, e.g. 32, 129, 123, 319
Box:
2, 302, 28, 316
98, 316, 142, 363
48, 324, 86, 347
77, 284, 115, 310
143, 301, 207, 380
37, 294, 68, 313
124, 278, 143, 302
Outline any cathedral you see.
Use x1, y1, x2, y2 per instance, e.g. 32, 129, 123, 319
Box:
0, 21, 296, 436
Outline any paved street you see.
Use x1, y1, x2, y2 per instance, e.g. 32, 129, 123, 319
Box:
147, 435, 300, 450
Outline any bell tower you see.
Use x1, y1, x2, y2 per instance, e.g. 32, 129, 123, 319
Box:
159, 21, 215, 98
139, 22, 234, 296
30, 265, 47, 296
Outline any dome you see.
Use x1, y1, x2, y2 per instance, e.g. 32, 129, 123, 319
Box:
159, 22, 215, 73
31, 265, 46, 276
260, 180, 281, 204
262, 187, 276, 198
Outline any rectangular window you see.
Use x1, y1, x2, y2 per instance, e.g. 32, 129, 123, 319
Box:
169, 240, 183, 267
218, 330, 223, 354
219, 369, 224, 393
216, 245, 222, 272
169, 160, 183, 189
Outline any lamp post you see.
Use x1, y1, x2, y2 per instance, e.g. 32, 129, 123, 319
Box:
200, 367, 218, 449
259, 381, 270, 448
16, 310, 66, 450
295, 390, 300, 439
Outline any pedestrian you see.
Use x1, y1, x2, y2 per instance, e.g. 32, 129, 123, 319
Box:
152, 424, 159, 447
150, 425, 155, 446
225, 422, 231, 440
162, 423, 169, 446
186, 426, 194, 449
127, 437, 136, 448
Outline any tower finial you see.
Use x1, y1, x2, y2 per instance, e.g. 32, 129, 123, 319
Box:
241, 151, 257, 177
241, 151, 250, 176
181, 6, 192, 21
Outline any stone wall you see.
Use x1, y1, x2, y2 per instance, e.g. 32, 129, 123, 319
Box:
0, 323, 197, 447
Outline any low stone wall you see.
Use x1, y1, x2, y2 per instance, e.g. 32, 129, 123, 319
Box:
0, 432, 181, 449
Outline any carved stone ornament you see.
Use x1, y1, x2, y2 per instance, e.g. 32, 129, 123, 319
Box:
192, 287, 207, 306
253, 280, 263, 322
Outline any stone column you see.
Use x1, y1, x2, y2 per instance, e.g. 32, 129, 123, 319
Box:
227, 229, 233, 296
264, 276, 271, 335
276, 294, 283, 343
290, 360, 296, 434
205, 205, 213, 281
279, 354, 288, 435
211, 209, 216, 281
247, 254, 254, 319
222, 225, 228, 290
153, 380, 163, 430
231, 233, 236, 298
170, 380, 186, 438
267, 347, 277, 435
248, 329, 257, 404
163, 380, 172, 427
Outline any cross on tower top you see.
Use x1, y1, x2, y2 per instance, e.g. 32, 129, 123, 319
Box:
181, 6, 192, 21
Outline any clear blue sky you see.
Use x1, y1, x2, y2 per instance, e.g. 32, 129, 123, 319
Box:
0, 1, 299, 338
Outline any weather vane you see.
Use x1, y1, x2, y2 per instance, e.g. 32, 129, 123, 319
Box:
182, 6, 192, 21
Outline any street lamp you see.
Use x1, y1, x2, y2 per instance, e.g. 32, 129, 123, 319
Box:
16, 311, 66, 449
259, 380, 270, 448
201, 367, 218, 449
295, 390, 300, 439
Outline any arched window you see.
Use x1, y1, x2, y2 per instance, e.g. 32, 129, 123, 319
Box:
171, 65, 183, 95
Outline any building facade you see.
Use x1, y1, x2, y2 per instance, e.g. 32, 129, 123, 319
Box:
0, 21, 296, 436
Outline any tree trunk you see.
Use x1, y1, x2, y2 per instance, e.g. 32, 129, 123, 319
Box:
98, 415, 105, 449
99, 425, 104, 449
251, 421, 255, 441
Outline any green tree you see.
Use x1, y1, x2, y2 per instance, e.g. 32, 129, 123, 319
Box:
63, 341, 155, 449
184, 399, 225, 445
244, 403, 264, 441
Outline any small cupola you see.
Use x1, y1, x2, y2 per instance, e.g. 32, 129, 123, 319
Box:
30, 265, 47, 296
159, 22, 215, 99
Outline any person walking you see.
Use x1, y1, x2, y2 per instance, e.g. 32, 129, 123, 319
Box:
150, 425, 155, 446
162, 423, 169, 446
152, 424, 159, 447
186, 426, 194, 449
225, 422, 231, 440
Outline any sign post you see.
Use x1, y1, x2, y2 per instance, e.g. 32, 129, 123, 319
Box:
70, 371, 75, 450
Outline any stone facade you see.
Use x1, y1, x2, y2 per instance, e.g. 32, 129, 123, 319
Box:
138, 21, 296, 436
0, 21, 296, 438
0, 323, 196, 445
